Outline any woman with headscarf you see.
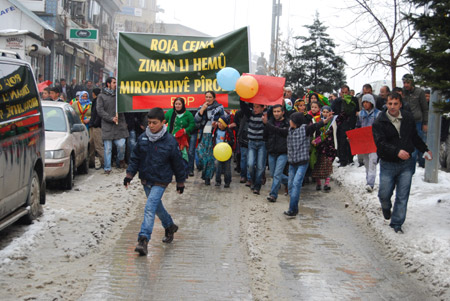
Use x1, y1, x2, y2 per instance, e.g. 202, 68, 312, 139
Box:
165, 97, 195, 168
195, 91, 225, 185
72, 90, 91, 130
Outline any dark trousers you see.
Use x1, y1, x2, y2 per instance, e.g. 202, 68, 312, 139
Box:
215, 159, 232, 184
336, 126, 353, 165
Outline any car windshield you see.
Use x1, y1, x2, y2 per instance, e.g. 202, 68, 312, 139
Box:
43, 107, 67, 132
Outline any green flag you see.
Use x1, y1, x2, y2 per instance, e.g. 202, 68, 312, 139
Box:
117, 27, 249, 113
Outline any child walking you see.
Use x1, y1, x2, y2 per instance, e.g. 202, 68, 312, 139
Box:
213, 115, 235, 187
284, 112, 333, 218
311, 106, 337, 191
357, 94, 381, 192
124, 108, 186, 256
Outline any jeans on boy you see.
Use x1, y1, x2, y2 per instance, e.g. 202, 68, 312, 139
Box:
240, 146, 250, 180
104, 138, 126, 171
362, 152, 378, 188
247, 140, 267, 191
215, 158, 232, 184
288, 163, 309, 213
378, 159, 413, 228
268, 153, 288, 199
138, 184, 174, 241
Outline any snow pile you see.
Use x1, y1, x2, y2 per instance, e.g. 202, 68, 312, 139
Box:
333, 163, 450, 299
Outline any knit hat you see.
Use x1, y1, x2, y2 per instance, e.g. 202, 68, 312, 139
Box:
321, 105, 331, 112
402, 73, 414, 83
218, 114, 230, 128
290, 112, 307, 127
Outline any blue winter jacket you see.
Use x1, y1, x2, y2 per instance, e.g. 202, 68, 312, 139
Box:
127, 130, 186, 185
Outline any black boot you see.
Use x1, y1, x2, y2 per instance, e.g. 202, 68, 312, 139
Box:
135, 236, 148, 256
162, 224, 178, 243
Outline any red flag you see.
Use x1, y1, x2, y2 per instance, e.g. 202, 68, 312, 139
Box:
346, 126, 377, 155
240, 74, 286, 106
37, 80, 52, 92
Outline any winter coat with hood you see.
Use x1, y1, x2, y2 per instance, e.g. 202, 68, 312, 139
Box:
356, 95, 381, 128
127, 129, 186, 186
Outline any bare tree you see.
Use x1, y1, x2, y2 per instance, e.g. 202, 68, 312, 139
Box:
344, 0, 417, 88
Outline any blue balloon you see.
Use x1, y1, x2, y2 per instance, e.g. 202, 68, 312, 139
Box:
216, 67, 240, 91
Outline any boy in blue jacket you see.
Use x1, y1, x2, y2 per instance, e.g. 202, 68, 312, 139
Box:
124, 108, 186, 256
356, 94, 381, 192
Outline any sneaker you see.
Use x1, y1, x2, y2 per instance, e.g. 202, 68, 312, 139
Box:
135, 236, 148, 256
162, 224, 178, 243
283, 210, 297, 218
205, 179, 210, 186
224, 183, 230, 188
253, 189, 260, 195
267, 196, 276, 202
245, 181, 252, 187
104, 170, 111, 175
365, 185, 373, 192
240, 177, 247, 183
316, 185, 321, 191
382, 208, 391, 220
324, 185, 331, 192
215, 182, 221, 187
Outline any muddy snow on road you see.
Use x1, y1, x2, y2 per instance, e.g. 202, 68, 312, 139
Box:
0, 168, 443, 300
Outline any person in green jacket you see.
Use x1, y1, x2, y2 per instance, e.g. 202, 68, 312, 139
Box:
165, 97, 196, 168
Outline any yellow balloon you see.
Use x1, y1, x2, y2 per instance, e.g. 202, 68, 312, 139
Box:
213, 142, 232, 162
235, 75, 259, 99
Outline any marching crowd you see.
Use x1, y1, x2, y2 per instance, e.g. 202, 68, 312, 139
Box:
41, 74, 447, 256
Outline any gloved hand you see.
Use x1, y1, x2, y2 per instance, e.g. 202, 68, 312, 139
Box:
175, 129, 186, 138
176, 183, 185, 194
123, 177, 132, 187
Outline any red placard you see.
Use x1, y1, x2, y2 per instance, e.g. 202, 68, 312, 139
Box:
346, 126, 377, 155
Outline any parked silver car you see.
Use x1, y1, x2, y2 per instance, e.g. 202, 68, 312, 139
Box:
42, 101, 89, 189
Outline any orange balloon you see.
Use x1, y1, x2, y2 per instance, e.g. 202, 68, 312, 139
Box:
235, 75, 259, 99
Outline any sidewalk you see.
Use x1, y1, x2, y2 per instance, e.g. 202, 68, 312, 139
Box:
333, 162, 450, 299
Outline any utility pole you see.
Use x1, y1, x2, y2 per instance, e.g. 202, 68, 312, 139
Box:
424, 90, 441, 183
269, 0, 282, 75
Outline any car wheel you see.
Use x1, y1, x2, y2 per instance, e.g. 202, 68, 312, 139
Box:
22, 170, 43, 224
62, 156, 74, 190
78, 157, 89, 175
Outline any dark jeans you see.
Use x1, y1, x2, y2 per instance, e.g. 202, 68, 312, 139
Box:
215, 159, 232, 184
378, 159, 413, 227
240, 146, 249, 179
188, 132, 198, 173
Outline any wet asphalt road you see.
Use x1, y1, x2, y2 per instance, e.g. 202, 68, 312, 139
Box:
80, 173, 433, 300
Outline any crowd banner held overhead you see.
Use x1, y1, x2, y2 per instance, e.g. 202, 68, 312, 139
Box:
239, 73, 286, 106
346, 126, 377, 155
117, 27, 250, 113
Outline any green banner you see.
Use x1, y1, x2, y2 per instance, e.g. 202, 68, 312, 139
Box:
117, 27, 249, 113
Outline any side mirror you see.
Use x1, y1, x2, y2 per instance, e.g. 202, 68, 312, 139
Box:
71, 124, 86, 132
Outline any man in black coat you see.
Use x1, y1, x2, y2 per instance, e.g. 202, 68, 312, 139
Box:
331, 84, 359, 167
372, 92, 432, 234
